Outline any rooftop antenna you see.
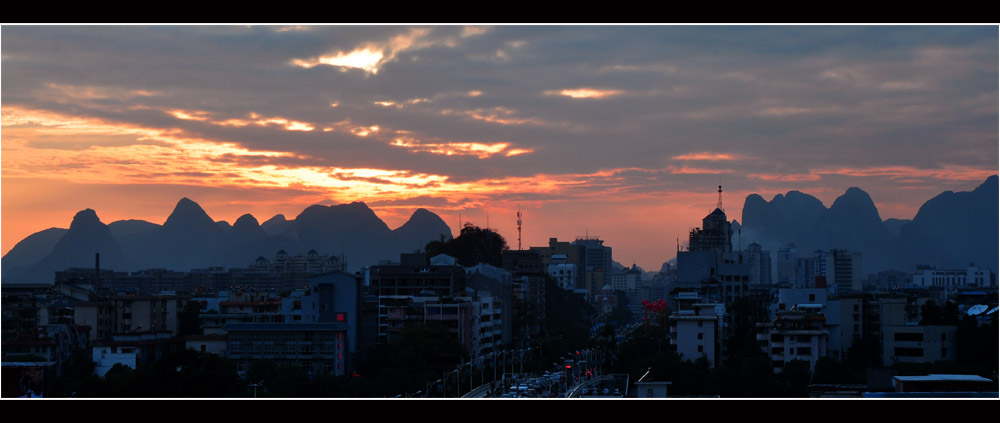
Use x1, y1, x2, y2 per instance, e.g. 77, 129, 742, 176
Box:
516, 208, 523, 251
486, 207, 490, 230
717, 177, 723, 211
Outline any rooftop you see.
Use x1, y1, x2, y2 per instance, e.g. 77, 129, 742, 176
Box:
893, 374, 993, 383
223, 322, 348, 332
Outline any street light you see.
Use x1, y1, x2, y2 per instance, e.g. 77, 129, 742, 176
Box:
426, 379, 441, 397
443, 369, 459, 398
249, 380, 263, 398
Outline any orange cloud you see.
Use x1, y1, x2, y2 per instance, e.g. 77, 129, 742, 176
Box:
756, 106, 843, 117
672, 152, 745, 161
749, 173, 822, 182
440, 106, 556, 128
168, 110, 208, 121
505, 148, 534, 157
164, 108, 315, 132
821, 165, 996, 182
749, 166, 995, 184
390, 138, 516, 159
666, 166, 731, 175
44, 83, 160, 101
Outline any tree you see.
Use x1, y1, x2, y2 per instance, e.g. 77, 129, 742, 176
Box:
737, 356, 777, 397
845, 335, 881, 371
424, 223, 508, 267
49, 347, 100, 397
149, 349, 244, 397
919, 300, 961, 326
724, 296, 770, 368
812, 357, 854, 384
542, 275, 594, 353
955, 314, 998, 375
777, 359, 811, 397
177, 300, 204, 337
352, 323, 468, 397
246, 360, 310, 397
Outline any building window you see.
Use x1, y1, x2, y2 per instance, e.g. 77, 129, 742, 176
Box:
698, 321, 703, 327
697, 333, 704, 340
894, 347, 923, 357
697, 345, 703, 353
808, 294, 815, 302
894, 332, 923, 342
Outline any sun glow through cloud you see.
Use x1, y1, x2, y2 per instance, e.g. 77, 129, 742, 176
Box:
165, 108, 317, 132
289, 28, 435, 74
548, 88, 624, 99
391, 138, 523, 159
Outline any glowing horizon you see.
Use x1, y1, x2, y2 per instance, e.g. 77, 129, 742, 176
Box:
2, 25, 996, 271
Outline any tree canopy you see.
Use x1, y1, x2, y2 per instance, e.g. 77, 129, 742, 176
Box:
424, 223, 508, 267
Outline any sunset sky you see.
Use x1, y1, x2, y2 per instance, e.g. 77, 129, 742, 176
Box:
2, 25, 997, 271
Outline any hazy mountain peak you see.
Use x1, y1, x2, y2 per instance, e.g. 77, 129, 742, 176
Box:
831, 187, 878, 213
843, 186, 869, 197
262, 214, 286, 226
164, 197, 214, 228
70, 208, 103, 229
260, 214, 292, 237
233, 213, 260, 229
976, 174, 998, 192
409, 208, 439, 220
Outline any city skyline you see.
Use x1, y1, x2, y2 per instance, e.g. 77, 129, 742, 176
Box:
2, 25, 997, 271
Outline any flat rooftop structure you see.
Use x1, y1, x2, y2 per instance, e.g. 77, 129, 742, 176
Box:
892, 374, 997, 393
895, 374, 992, 383
865, 392, 998, 398
223, 322, 348, 332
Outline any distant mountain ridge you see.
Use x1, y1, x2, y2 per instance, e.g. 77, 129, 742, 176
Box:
2, 199, 453, 283
740, 175, 998, 275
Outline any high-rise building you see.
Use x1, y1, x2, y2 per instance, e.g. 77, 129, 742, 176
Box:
776, 243, 798, 285
530, 238, 587, 290
675, 190, 751, 305
747, 243, 772, 286
829, 249, 863, 294
756, 304, 829, 374
574, 237, 613, 299
688, 209, 732, 254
